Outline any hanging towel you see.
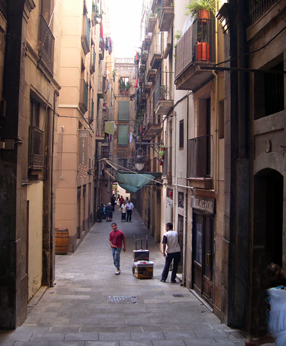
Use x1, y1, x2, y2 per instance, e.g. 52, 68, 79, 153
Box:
105, 121, 115, 135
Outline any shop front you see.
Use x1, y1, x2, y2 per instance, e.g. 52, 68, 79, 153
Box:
191, 195, 215, 308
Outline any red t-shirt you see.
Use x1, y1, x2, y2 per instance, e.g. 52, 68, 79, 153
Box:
109, 230, 125, 248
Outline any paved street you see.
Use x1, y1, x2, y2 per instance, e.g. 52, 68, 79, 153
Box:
1, 208, 258, 346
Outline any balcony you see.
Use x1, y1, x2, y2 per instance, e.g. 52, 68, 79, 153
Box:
147, 15, 157, 33
144, 81, 152, 93
142, 116, 162, 140
147, 68, 157, 83
81, 16, 90, 55
149, 33, 162, 69
175, 17, 215, 91
248, 0, 277, 25
159, 0, 174, 32
90, 46, 95, 74
143, 34, 152, 50
39, 15, 55, 73
97, 75, 104, 98
154, 84, 173, 115
79, 79, 88, 114
187, 135, 213, 189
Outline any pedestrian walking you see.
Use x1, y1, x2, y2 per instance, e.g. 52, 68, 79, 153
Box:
161, 222, 181, 283
106, 202, 113, 221
126, 200, 134, 222
111, 194, 116, 212
109, 223, 126, 275
119, 195, 124, 207
121, 200, 127, 222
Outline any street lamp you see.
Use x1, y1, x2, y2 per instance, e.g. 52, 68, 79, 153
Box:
133, 141, 164, 171
134, 147, 145, 171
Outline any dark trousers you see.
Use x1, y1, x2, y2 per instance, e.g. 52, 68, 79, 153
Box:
121, 212, 126, 221
126, 210, 132, 221
161, 252, 181, 282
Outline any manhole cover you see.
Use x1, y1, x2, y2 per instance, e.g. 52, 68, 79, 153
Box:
108, 296, 137, 304
172, 294, 184, 297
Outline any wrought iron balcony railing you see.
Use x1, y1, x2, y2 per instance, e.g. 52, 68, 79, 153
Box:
39, 15, 55, 73
248, 0, 277, 26
175, 17, 215, 80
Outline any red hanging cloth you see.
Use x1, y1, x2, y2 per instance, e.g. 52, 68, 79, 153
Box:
100, 18, 103, 38
134, 76, 138, 88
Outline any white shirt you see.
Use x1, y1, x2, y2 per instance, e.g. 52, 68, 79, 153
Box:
162, 230, 181, 254
121, 204, 127, 213
126, 202, 134, 210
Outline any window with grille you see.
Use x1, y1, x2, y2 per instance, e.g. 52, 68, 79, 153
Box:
118, 101, 129, 121
179, 120, 184, 149
118, 125, 129, 145
254, 60, 284, 119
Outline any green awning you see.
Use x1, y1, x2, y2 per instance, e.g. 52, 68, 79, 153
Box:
117, 172, 155, 193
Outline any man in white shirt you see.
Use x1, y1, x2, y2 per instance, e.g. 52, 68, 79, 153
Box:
126, 201, 134, 222
161, 223, 181, 283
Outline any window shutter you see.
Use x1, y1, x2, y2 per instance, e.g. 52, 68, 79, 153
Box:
118, 125, 129, 145
118, 101, 129, 121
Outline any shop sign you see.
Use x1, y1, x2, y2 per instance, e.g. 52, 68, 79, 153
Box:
78, 129, 88, 177
191, 195, 215, 214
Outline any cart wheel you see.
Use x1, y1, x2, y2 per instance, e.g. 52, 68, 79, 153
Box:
132, 266, 135, 274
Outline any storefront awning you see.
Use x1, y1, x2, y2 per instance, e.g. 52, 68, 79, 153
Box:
117, 171, 156, 193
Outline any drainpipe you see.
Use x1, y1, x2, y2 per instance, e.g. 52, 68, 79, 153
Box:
183, 94, 190, 287
212, 7, 219, 195
50, 90, 58, 287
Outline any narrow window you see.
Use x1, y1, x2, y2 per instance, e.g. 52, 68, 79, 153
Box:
179, 120, 184, 149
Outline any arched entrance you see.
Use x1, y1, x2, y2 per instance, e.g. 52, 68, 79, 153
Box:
250, 168, 283, 335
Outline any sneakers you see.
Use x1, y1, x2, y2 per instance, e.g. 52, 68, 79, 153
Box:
115, 269, 121, 275
171, 280, 176, 283
160, 279, 166, 282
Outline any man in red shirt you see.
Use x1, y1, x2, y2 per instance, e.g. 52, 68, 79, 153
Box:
109, 223, 126, 275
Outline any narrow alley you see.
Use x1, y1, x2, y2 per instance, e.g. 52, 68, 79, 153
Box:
0, 209, 253, 346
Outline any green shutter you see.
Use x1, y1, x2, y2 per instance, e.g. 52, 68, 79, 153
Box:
118, 101, 129, 121
118, 125, 129, 145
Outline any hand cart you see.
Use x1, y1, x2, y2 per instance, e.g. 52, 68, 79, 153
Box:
132, 235, 153, 279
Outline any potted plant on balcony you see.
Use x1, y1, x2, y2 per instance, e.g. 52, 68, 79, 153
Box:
185, 0, 216, 19
158, 146, 165, 165
186, 0, 216, 61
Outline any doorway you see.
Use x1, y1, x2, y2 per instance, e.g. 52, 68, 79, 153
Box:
192, 212, 214, 307
251, 169, 283, 333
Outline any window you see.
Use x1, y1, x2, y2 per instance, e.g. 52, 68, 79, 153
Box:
179, 120, 184, 149
118, 125, 129, 145
31, 99, 40, 128
118, 101, 129, 121
254, 60, 284, 119
29, 99, 43, 170
265, 62, 284, 116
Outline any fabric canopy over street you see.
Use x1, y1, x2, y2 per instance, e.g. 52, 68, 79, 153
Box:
117, 171, 156, 193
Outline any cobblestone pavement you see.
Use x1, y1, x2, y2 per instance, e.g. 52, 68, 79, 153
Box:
0, 208, 272, 346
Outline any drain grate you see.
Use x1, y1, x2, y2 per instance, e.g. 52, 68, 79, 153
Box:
172, 294, 184, 297
108, 296, 137, 304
